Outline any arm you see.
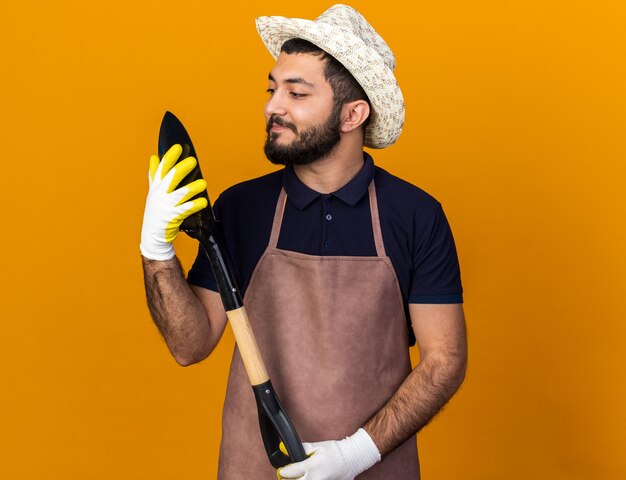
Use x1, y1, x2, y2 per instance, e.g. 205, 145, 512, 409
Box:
363, 303, 467, 454
142, 256, 227, 366
140, 144, 228, 366
277, 304, 467, 480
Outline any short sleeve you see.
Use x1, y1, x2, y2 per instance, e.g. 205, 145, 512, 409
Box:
409, 203, 463, 304
186, 196, 222, 292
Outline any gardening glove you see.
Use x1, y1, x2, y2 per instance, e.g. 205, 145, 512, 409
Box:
277, 428, 381, 480
140, 144, 208, 260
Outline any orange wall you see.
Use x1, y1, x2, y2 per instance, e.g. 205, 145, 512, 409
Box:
1, 1, 625, 478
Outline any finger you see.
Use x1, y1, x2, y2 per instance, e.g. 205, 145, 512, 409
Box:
164, 198, 208, 242
149, 155, 160, 182
159, 144, 183, 179
167, 156, 198, 192
276, 472, 305, 479
301, 442, 321, 457
175, 179, 207, 206
277, 444, 317, 480
176, 197, 208, 219
279, 441, 317, 459
277, 462, 307, 479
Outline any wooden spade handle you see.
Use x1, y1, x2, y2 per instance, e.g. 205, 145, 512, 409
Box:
226, 306, 270, 386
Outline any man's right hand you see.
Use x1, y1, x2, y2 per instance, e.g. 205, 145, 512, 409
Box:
140, 144, 208, 260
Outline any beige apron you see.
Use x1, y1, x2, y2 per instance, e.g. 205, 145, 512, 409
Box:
218, 181, 419, 479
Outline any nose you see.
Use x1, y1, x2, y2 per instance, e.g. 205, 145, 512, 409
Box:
264, 90, 287, 119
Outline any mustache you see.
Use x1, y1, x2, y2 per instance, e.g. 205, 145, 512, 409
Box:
266, 116, 297, 134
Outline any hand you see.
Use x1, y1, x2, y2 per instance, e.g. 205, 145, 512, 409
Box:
277, 429, 381, 480
140, 144, 208, 260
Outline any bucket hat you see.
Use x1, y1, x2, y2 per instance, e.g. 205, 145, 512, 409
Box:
256, 4, 404, 149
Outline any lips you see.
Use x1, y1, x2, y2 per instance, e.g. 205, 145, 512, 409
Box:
267, 116, 297, 134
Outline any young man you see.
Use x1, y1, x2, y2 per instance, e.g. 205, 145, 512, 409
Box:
141, 5, 467, 479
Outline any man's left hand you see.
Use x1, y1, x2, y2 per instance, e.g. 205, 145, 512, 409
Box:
277, 428, 381, 480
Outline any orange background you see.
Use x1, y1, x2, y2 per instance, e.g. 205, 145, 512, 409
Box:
2, 0, 625, 478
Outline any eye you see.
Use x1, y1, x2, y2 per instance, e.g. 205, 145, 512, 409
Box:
266, 88, 276, 95
290, 92, 307, 98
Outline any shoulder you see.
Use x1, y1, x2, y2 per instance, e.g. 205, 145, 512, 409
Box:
374, 166, 459, 271
374, 166, 442, 217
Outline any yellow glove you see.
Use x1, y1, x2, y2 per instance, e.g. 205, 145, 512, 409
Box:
140, 144, 208, 260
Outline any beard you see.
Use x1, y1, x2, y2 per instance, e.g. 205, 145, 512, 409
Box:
264, 107, 342, 166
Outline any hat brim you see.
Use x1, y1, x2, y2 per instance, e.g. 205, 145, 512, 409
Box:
256, 15, 404, 149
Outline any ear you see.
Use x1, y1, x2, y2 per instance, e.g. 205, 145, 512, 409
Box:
340, 100, 370, 133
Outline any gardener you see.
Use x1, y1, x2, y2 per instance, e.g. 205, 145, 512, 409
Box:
141, 5, 467, 479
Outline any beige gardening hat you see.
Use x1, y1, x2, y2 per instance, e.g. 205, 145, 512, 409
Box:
256, 4, 404, 149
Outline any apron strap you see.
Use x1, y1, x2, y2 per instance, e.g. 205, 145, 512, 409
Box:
268, 188, 287, 249
268, 181, 386, 257
368, 180, 387, 258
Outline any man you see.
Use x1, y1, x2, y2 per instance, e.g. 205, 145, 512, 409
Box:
141, 5, 466, 479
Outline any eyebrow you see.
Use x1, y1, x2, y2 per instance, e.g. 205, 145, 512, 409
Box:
268, 73, 315, 89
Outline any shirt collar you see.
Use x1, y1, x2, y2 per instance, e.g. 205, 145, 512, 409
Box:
283, 152, 375, 210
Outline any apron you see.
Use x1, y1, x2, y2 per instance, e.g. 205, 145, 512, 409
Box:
217, 180, 420, 479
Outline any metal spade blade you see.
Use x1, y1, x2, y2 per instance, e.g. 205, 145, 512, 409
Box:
158, 111, 215, 232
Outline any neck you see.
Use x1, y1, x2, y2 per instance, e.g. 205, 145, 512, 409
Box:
293, 139, 364, 193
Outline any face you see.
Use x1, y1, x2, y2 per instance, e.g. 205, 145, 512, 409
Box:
264, 52, 342, 166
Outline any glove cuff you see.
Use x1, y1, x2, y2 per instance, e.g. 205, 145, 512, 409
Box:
342, 428, 381, 474
140, 242, 176, 261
